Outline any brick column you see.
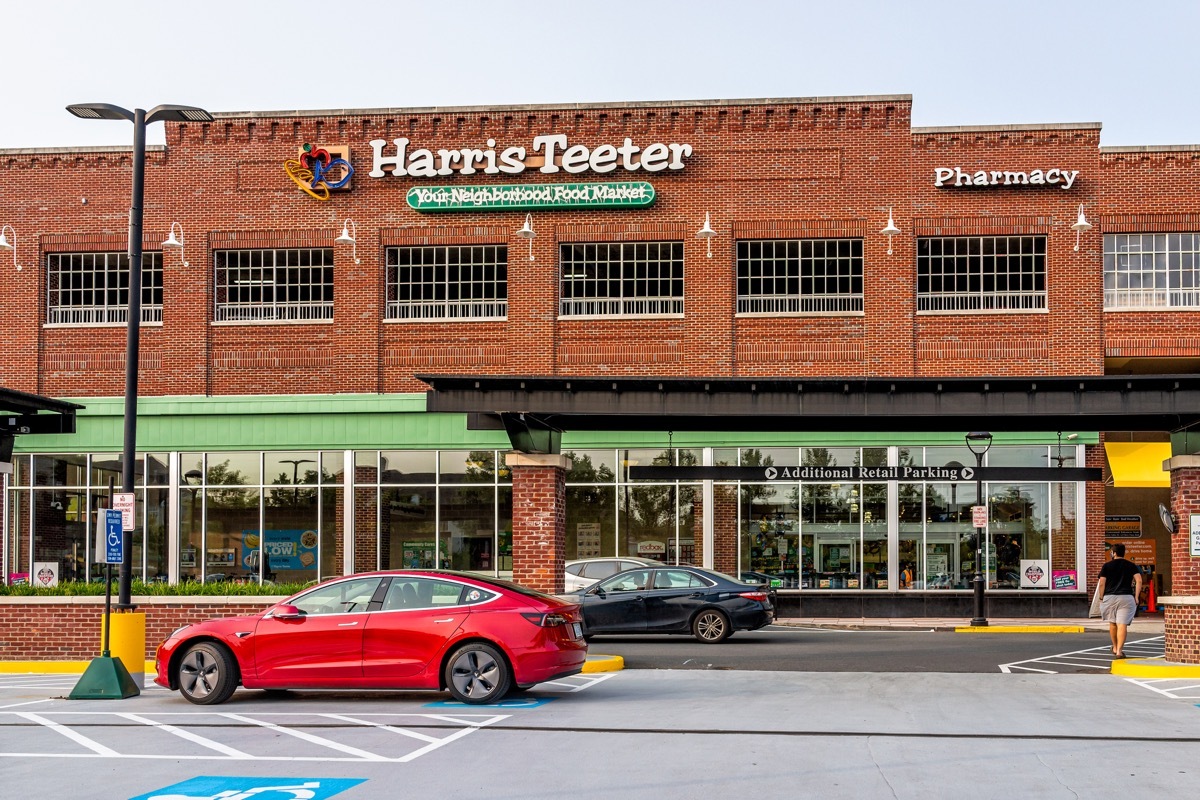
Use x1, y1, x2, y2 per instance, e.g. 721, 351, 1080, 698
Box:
508, 453, 572, 594
1162, 456, 1200, 664
712, 484, 739, 575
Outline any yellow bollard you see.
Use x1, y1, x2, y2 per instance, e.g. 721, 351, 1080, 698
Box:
101, 611, 146, 688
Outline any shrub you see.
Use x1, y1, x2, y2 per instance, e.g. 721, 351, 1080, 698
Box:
0, 580, 308, 597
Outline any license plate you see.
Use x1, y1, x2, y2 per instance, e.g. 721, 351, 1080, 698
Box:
572, 622, 583, 639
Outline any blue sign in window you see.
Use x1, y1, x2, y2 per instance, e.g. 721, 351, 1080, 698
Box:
129, 776, 366, 800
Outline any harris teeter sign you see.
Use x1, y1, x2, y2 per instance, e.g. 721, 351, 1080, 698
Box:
407, 182, 655, 212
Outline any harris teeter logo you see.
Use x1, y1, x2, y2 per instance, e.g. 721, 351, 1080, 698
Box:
285, 143, 354, 201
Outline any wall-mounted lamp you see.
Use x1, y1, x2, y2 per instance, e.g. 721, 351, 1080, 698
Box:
1071, 203, 1092, 252
516, 213, 536, 261
162, 222, 189, 267
880, 208, 901, 256
696, 212, 717, 258
0, 225, 22, 271
336, 219, 360, 264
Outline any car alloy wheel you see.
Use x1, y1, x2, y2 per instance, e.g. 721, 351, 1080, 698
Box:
445, 642, 512, 704
177, 641, 238, 705
692, 609, 731, 643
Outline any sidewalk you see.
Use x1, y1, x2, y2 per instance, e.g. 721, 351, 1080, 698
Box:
772, 615, 1166, 634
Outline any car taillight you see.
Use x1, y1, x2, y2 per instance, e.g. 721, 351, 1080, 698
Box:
738, 591, 768, 602
521, 612, 569, 627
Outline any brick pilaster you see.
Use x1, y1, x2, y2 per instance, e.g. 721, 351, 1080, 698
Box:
508, 452, 572, 594
1162, 456, 1200, 663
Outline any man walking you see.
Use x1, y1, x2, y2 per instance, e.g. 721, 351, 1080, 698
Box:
1096, 543, 1143, 658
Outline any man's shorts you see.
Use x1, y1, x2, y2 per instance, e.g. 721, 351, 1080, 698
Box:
1100, 594, 1136, 625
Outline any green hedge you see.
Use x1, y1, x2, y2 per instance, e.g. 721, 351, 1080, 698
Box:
0, 580, 308, 597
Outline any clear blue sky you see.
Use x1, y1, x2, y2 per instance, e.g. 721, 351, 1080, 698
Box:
5, 0, 1198, 149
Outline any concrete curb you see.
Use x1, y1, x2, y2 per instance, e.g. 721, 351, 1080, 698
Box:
954, 625, 1085, 634
0, 660, 157, 674
1111, 658, 1200, 679
581, 654, 624, 673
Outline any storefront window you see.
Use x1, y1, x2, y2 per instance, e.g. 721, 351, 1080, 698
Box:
989, 483, 1049, 589
440, 484, 497, 571
383, 486, 437, 570
565, 485, 615, 560
742, 482, 798, 588
898, 483, 923, 589
203, 487, 259, 582
566, 450, 617, 482
619, 484, 679, 561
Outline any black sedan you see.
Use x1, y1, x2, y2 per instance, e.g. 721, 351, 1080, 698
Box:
564, 565, 773, 643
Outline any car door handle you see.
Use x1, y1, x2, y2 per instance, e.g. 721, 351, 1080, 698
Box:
337, 621, 359, 627
434, 617, 456, 623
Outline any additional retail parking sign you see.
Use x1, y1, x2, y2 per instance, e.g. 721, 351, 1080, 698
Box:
1191, 514, 1200, 557
129, 776, 366, 800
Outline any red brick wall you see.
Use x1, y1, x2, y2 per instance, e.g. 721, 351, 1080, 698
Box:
510, 462, 567, 594
0, 597, 279, 660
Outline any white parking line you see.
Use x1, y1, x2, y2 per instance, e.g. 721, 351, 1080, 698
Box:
15, 711, 120, 756
0, 710, 511, 763
116, 712, 253, 759
999, 636, 1165, 674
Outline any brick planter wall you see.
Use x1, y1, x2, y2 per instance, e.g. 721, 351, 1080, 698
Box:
0, 596, 282, 660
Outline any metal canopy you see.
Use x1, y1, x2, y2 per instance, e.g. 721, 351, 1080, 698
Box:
0, 387, 81, 436
419, 374, 1200, 449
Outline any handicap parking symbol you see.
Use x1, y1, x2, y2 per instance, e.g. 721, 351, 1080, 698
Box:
129, 776, 366, 800
424, 696, 555, 709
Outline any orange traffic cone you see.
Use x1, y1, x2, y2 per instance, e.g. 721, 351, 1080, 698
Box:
1145, 579, 1158, 613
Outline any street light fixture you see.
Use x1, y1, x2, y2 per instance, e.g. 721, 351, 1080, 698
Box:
280, 458, 316, 499
67, 102, 213, 609
965, 431, 994, 627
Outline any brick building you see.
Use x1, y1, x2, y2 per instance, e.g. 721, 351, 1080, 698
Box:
3, 93, 1199, 622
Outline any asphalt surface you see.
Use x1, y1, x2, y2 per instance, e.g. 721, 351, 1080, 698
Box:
583, 624, 1168, 673
2, 664, 1198, 799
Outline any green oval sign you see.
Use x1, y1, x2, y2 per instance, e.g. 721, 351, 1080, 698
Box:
406, 182, 655, 212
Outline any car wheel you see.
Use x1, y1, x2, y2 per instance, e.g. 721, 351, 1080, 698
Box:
177, 642, 238, 705
692, 609, 731, 643
445, 642, 512, 704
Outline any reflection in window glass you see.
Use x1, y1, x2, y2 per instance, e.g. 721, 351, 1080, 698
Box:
618, 485, 677, 562
382, 486, 437, 570
441, 485, 497, 571
566, 485, 615, 560
206, 453, 260, 486
262, 488, 321, 584
203, 487, 259, 582
565, 450, 617, 483
741, 482, 798, 588
265, 453, 319, 486
380, 451, 436, 483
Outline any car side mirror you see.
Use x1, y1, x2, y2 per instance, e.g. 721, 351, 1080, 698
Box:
589, 587, 605, 598
272, 604, 303, 620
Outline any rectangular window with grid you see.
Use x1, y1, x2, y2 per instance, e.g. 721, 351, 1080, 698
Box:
916, 236, 1046, 312
560, 242, 684, 316
46, 252, 162, 325
1104, 233, 1200, 309
214, 248, 334, 322
736, 239, 863, 314
386, 245, 507, 320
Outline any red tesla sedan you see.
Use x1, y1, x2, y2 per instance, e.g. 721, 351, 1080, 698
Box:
154, 570, 588, 705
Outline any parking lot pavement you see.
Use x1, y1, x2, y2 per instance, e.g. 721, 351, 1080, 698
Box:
2, 668, 1199, 798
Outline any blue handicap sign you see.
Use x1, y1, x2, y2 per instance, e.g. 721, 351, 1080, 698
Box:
424, 696, 555, 709
128, 775, 366, 800
104, 509, 123, 564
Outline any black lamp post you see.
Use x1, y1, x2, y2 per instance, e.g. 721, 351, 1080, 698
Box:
281, 458, 316, 500
66, 103, 213, 608
965, 431, 993, 626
